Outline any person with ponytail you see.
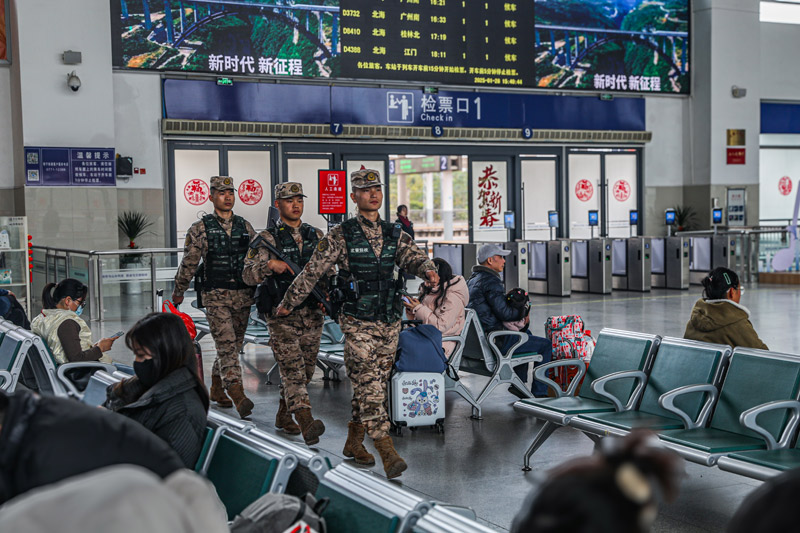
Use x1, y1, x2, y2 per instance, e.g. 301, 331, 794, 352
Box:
402, 257, 469, 357
105, 313, 210, 469
683, 267, 768, 350
511, 431, 684, 533
31, 279, 117, 364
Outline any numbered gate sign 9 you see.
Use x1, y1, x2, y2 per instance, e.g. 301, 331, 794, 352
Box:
522, 127, 533, 139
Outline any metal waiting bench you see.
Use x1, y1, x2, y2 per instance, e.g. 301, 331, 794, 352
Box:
444, 309, 543, 419
412, 505, 497, 533
315, 463, 432, 533
655, 347, 800, 468
513, 329, 661, 471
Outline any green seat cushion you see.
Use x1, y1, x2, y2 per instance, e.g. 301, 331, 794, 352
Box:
316, 483, 399, 533
206, 435, 278, 520
578, 411, 684, 431
518, 396, 614, 415
578, 333, 655, 405
726, 449, 800, 471
194, 427, 215, 472
659, 428, 766, 453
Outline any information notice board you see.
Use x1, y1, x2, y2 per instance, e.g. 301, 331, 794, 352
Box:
340, 1, 534, 87
113, 0, 690, 95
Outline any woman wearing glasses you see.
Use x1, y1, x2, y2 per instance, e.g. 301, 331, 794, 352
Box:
683, 267, 768, 350
31, 278, 117, 363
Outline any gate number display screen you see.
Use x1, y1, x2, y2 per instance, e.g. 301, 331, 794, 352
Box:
340, 1, 534, 87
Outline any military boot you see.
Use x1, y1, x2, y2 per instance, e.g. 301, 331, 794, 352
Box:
275, 399, 301, 435
226, 383, 254, 419
342, 421, 375, 466
294, 408, 325, 446
209, 375, 233, 408
374, 436, 407, 479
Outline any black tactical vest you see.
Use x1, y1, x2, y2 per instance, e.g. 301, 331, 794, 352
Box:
202, 214, 250, 290
341, 218, 402, 323
267, 223, 320, 308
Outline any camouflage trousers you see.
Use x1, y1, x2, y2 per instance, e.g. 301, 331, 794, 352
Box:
267, 307, 324, 412
339, 315, 401, 440
205, 303, 250, 388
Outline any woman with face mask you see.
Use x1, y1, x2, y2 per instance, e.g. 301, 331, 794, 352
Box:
683, 267, 768, 350
104, 313, 210, 469
31, 279, 116, 364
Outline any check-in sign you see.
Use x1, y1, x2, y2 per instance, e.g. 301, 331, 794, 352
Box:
319, 170, 347, 214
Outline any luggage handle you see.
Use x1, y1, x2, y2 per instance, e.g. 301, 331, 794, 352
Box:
446, 364, 460, 382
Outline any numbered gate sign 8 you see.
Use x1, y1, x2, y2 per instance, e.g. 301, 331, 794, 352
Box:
431, 125, 444, 137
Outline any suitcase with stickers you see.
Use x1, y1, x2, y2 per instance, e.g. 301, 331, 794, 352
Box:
389, 323, 447, 436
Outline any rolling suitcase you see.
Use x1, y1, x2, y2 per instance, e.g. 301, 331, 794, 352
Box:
389, 323, 447, 436
544, 315, 595, 392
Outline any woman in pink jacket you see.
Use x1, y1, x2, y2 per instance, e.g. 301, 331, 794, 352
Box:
402, 258, 469, 357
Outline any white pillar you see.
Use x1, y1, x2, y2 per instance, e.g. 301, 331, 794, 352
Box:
424, 172, 434, 225
441, 171, 454, 240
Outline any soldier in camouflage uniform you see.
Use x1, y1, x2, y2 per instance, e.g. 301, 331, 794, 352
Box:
242, 182, 327, 445
276, 168, 439, 479
173, 176, 256, 419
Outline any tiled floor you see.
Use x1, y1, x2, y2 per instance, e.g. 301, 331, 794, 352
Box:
93, 284, 800, 532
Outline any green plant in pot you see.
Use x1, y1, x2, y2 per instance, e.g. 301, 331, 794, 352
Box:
673, 205, 698, 231
118, 211, 153, 266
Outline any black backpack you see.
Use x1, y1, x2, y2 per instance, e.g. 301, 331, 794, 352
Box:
229, 493, 328, 533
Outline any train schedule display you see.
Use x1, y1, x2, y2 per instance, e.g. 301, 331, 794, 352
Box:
112, 0, 689, 95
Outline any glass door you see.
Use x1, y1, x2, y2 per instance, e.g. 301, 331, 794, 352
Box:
605, 153, 638, 238
283, 152, 335, 232
568, 153, 601, 239
520, 157, 557, 241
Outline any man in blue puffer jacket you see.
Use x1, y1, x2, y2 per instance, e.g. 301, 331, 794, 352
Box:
466, 244, 552, 398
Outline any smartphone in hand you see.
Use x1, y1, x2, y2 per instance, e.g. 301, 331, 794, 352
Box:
110, 330, 125, 339
401, 296, 411, 304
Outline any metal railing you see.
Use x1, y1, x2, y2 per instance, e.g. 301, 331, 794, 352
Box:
676, 226, 795, 284
32, 246, 184, 322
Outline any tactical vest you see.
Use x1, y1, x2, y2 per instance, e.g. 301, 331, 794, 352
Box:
267, 223, 320, 309
202, 214, 250, 290
341, 218, 402, 323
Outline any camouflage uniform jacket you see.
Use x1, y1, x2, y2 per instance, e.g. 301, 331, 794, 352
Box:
241, 221, 325, 287
174, 212, 256, 308
279, 214, 436, 313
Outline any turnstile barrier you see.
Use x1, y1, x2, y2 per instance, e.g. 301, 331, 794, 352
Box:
611, 237, 652, 292
528, 240, 571, 297
571, 239, 612, 294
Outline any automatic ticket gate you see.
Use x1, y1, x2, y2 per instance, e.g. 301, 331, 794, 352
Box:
504, 242, 529, 292
528, 240, 571, 297
433, 243, 480, 277
688, 236, 736, 284
611, 237, 652, 292
651, 237, 690, 289
571, 239, 612, 294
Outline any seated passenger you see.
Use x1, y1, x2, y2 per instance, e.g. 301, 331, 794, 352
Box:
31, 279, 117, 364
0, 289, 30, 329
105, 313, 210, 469
511, 431, 684, 533
683, 267, 768, 350
0, 388, 184, 505
467, 244, 552, 398
727, 467, 800, 533
403, 257, 469, 357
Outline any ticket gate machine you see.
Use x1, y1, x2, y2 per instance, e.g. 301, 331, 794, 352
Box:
713, 235, 736, 270
651, 237, 690, 289
571, 239, 612, 294
433, 243, 480, 277
688, 236, 736, 284
503, 242, 529, 292
611, 237, 652, 292
528, 240, 571, 297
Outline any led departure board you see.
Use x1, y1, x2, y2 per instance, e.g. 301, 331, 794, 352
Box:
338, 1, 534, 87
112, 0, 689, 94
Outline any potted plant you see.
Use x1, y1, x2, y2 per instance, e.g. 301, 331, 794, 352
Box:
118, 211, 153, 295
673, 205, 698, 232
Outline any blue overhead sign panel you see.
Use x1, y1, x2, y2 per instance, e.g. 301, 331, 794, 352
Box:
164, 80, 646, 131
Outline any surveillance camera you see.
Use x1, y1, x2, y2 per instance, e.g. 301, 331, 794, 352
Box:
67, 71, 81, 92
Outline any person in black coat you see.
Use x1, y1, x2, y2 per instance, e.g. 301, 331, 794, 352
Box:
105, 313, 210, 469
395, 205, 415, 239
0, 388, 184, 505
467, 244, 552, 397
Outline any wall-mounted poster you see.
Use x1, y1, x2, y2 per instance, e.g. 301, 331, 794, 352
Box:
0, 0, 7, 61
534, 0, 689, 94
112, 0, 689, 94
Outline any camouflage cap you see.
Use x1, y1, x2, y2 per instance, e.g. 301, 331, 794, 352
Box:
350, 168, 383, 189
274, 182, 307, 199
210, 176, 235, 191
